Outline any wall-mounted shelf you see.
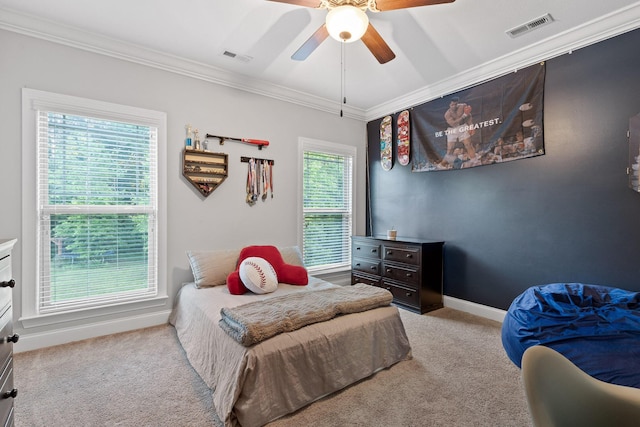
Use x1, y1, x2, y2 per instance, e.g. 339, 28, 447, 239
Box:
241, 156, 274, 165
182, 149, 228, 197
205, 133, 269, 150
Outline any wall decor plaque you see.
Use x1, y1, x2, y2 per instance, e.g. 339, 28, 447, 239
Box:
182, 149, 228, 197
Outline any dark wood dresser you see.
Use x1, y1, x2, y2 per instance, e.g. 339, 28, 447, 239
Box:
0, 239, 18, 427
351, 236, 444, 314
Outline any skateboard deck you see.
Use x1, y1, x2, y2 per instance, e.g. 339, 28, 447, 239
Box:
380, 115, 393, 171
397, 110, 410, 166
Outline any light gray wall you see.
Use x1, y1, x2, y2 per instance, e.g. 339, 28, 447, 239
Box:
0, 30, 366, 346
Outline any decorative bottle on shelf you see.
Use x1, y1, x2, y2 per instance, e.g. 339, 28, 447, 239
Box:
185, 124, 193, 150
194, 128, 201, 151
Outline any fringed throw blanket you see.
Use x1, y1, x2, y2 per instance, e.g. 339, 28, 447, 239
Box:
219, 283, 393, 346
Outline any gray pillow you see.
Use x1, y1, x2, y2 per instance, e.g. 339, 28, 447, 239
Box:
187, 248, 240, 288
278, 246, 305, 267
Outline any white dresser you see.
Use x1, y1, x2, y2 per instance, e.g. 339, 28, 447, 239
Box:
0, 239, 17, 427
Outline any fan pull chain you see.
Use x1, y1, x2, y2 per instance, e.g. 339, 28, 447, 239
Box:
340, 41, 345, 117
343, 41, 347, 107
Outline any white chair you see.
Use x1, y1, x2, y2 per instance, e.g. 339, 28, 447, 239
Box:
521, 345, 640, 427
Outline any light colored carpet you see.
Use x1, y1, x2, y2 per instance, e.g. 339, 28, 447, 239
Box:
14, 307, 532, 426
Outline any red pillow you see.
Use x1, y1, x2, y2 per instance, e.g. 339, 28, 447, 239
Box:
226, 245, 308, 295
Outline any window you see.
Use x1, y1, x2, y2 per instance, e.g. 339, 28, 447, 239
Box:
300, 138, 356, 273
22, 89, 167, 324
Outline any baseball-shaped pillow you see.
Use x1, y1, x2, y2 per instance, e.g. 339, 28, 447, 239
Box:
239, 257, 278, 294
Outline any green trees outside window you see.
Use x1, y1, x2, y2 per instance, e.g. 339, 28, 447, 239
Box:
302, 149, 353, 270
39, 112, 157, 311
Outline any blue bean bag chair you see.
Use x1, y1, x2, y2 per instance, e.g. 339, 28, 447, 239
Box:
502, 283, 640, 388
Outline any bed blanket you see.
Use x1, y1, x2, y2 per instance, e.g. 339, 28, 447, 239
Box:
219, 283, 393, 346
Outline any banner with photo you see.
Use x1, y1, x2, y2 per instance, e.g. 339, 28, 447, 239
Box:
411, 63, 545, 171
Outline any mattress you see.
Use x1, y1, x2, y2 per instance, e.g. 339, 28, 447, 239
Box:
169, 277, 412, 427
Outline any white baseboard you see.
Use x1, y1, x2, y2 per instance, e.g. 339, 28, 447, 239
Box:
443, 295, 507, 323
14, 310, 172, 353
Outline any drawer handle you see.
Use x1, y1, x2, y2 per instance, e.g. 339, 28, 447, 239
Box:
406, 273, 412, 278
406, 254, 413, 258
370, 266, 377, 270
406, 292, 412, 297
6, 334, 19, 344
371, 249, 377, 253
2, 389, 17, 399
386, 251, 392, 256
386, 268, 392, 273
355, 247, 362, 251
0, 279, 15, 288
355, 263, 361, 267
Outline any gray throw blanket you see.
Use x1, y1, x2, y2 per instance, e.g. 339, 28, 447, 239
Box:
219, 284, 393, 346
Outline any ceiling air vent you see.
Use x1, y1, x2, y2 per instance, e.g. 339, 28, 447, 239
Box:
506, 13, 554, 38
221, 50, 253, 63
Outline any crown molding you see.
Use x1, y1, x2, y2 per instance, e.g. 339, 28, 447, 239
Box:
364, 2, 640, 121
0, 7, 366, 120
2, 4, 640, 123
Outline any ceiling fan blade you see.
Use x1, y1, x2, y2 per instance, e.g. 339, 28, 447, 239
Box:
361, 23, 396, 64
373, 0, 455, 11
291, 24, 329, 61
267, 0, 324, 8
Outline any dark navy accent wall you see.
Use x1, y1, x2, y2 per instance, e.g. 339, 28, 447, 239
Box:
366, 28, 640, 310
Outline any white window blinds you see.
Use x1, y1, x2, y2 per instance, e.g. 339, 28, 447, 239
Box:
37, 110, 158, 314
302, 149, 353, 270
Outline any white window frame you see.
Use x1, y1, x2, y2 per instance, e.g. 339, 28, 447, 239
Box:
298, 137, 357, 275
21, 88, 167, 328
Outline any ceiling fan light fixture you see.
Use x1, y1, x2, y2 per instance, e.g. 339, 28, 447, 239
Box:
325, 5, 369, 43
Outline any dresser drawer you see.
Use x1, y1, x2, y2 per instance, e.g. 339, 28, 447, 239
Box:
0, 309, 13, 376
352, 272, 380, 287
383, 245, 420, 266
382, 281, 420, 309
352, 258, 380, 275
383, 263, 420, 288
0, 357, 14, 427
0, 257, 10, 280
0, 257, 12, 316
352, 242, 381, 260
3, 406, 12, 427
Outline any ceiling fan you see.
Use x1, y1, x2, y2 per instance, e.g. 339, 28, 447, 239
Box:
268, 0, 456, 64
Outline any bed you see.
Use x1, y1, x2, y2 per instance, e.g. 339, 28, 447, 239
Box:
169, 246, 412, 427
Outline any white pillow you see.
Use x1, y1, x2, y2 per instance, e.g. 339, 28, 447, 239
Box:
239, 257, 278, 294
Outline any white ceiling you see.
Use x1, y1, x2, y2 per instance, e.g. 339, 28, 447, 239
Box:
2, 0, 640, 120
